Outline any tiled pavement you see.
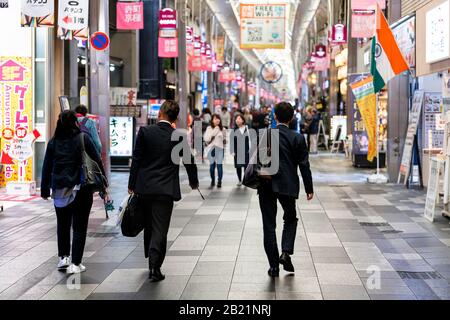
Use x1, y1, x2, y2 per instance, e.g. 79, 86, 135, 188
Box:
0, 154, 450, 300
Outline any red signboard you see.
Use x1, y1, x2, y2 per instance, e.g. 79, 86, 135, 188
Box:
159, 8, 177, 29
331, 24, 347, 44
117, 1, 144, 30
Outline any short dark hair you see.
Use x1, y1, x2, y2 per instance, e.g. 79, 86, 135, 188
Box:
235, 114, 246, 126
75, 105, 88, 116
275, 102, 294, 124
193, 109, 200, 116
160, 100, 180, 122
222, 106, 228, 112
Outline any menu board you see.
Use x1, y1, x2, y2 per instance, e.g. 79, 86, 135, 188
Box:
426, 0, 450, 64
423, 93, 444, 149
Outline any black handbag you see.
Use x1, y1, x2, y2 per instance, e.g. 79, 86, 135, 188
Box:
243, 129, 272, 190
121, 194, 145, 237
80, 134, 108, 193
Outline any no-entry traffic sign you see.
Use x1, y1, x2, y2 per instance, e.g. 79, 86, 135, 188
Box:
90, 32, 110, 51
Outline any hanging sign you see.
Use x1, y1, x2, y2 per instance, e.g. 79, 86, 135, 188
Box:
117, 1, 144, 30
351, 0, 386, 10
90, 31, 110, 51
0, 57, 34, 187
240, 4, 286, 50
351, 12, 376, 38
158, 37, 179, 58
158, 8, 178, 58
57, 0, 89, 40
21, 0, 54, 27
159, 8, 177, 29
331, 24, 347, 44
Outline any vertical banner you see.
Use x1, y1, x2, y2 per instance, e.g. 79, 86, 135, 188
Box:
21, 0, 54, 27
0, 57, 33, 186
57, 0, 89, 41
117, 1, 144, 30
240, 4, 286, 49
350, 76, 377, 162
351, 12, 376, 38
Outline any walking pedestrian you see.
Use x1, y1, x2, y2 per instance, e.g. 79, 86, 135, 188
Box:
220, 107, 231, 130
75, 105, 102, 155
204, 114, 227, 189
128, 100, 199, 282
257, 102, 314, 278
231, 114, 250, 187
41, 110, 109, 275
309, 108, 320, 154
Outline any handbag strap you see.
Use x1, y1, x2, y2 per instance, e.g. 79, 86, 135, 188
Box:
79, 133, 86, 153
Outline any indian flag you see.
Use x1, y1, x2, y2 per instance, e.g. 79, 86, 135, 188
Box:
371, 8, 409, 93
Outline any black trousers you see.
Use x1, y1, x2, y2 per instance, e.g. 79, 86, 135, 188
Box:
55, 187, 93, 265
140, 195, 174, 269
258, 181, 298, 268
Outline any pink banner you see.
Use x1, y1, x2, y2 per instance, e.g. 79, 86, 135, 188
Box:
351, 12, 376, 38
351, 0, 385, 10
117, 2, 144, 30
158, 37, 179, 58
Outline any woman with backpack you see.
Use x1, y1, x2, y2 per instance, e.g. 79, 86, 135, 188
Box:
41, 110, 108, 274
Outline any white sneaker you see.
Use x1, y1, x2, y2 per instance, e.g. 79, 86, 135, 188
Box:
58, 257, 71, 271
66, 263, 87, 274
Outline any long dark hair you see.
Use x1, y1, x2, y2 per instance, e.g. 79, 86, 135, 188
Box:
211, 114, 224, 131
54, 110, 80, 139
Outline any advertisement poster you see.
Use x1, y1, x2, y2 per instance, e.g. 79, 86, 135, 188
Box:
426, 0, 450, 64
350, 76, 377, 161
57, 0, 89, 40
0, 57, 33, 186
240, 4, 286, 50
392, 16, 416, 68
21, 0, 54, 27
424, 93, 444, 149
399, 91, 424, 176
351, 0, 386, 10
116, 1, 144, 30
110, 117, 134, 157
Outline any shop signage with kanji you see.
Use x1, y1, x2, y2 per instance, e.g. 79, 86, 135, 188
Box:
117, 1, 143, 30
57, 0, 89, 40
158, 8, 178, 58
331, 24, 347, 44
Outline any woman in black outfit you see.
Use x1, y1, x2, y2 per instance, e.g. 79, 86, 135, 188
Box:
41, 111, 108, 275
231, 114, 251, 187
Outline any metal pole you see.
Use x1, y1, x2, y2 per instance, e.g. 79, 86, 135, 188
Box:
376, 92, 380, 176
177, 0, 188, 129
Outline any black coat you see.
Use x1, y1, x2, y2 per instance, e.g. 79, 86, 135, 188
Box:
261, 125, 314, 199
128, 122, 199, 201
41, 132, 106, 198
231, 126, 251, 168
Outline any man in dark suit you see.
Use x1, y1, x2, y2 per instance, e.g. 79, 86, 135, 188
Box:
258, 102, 314, 278
128, 100, 199, 282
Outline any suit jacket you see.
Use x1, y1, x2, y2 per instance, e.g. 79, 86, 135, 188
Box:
128, 122, 199, 202
266, 125, 314, 199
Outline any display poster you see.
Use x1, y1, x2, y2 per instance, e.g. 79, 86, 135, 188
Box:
392, 16, 416, 68
426, 0, 450, 64
330, 116, 348, 141
0, 57, 33, 186
21, 0, 54, 27
117, 1, 144, 30
350, 75, 377, 162
240, 4, 286, 50
399, 91, 424, 177
57, 0, 89, 41
110, 117, 134, 157
351, 12, 376, 39
424, 92, 444, 149
110, 87, 137, 106
424, 158, 444, 222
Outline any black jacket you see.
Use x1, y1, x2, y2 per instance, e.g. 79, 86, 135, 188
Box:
263, 125, 313, 199
41, 132, 106, 198
128, 122, 199, 201
231, 126, 251, 168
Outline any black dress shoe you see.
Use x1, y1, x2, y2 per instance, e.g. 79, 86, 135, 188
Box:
217, 182, 222, 188
267, 267, 280, 278
149, 268, 166, 282
210, 181, 216, 189
279, 253, 295, 273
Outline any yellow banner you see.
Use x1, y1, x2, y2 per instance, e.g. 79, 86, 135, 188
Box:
0, 57, 33, 186
350, 76, 377, 162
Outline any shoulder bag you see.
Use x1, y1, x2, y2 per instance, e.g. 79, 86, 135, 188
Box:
79, 134, 108, 193
243, 128, 272, 189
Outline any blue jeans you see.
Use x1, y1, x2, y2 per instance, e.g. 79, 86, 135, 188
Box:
208, 147, 224, 183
